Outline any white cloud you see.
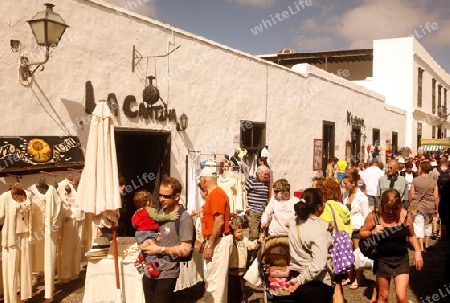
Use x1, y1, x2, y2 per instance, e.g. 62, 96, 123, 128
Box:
103, 0, 158, 18
226, 0, 276, 8
335, 0, 450, 49
299, 0, 450, 53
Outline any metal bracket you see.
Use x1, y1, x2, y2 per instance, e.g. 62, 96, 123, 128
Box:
132, 44, 181, 73
132, 45, 143, 73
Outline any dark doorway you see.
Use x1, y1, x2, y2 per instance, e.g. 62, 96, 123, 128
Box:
322, 121, 335, 174
114, 129, 170, 236
351, 128, 361, 166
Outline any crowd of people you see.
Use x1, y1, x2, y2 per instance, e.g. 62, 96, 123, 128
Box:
135, 151, 450, 303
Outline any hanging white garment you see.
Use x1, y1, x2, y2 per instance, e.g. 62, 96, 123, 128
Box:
28, 184, 46, 273
217, 172, 237, 213
28, 185, 62, 299
0, 191, 32, 302
261, 147, 272, 166
57, 181, 84, 282
187, 154, 201, 212
233, 173, 246, 213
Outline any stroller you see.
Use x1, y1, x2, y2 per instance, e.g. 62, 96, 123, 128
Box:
259, 235, 293, 302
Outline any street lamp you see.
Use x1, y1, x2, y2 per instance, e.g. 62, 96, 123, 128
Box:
18, 3, 69, 82
176, 113, 188, 131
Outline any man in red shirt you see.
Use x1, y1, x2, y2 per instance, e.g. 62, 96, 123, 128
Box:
198, 162, 233, 302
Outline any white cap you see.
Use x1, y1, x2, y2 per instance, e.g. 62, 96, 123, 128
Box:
398, 158, 405, 164
431, 161, 438, 167
199, 161, 218, 177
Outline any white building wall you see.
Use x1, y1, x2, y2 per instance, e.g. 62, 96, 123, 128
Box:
0, 0, 405, 193
357, 37, 450, 152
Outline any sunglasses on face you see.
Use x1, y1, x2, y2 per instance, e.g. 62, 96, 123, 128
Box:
159, 193, 175, 199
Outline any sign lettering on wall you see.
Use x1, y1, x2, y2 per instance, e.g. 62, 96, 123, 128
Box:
85, 81, 177, 122
346, 111, 365, 128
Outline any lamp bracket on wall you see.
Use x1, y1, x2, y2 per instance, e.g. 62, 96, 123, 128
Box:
13, 3, 69, 85
131, 44, 181, 73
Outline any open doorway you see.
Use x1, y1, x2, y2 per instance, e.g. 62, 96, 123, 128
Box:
114, 128, 170, 236
322, 121, 335, 173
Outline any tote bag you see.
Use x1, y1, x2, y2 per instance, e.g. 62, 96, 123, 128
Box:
328, 204, 355, 275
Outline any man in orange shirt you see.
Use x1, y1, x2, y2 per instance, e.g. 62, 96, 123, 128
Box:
198, 163, 233, 302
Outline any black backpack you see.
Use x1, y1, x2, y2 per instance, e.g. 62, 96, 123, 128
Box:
174, 206, 196, 262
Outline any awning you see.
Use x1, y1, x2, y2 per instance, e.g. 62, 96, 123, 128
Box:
418, 145, 446, 152
419, 139, 450, 153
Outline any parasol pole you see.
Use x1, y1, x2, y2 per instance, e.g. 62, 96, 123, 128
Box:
112, 225, 122, 303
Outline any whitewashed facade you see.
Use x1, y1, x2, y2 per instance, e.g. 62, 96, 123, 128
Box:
355, 37, 450, 152
0, 0, 405, 197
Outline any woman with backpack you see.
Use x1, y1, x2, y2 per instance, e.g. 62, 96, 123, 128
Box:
320, 180, 353, 303
360, 189, 423, 303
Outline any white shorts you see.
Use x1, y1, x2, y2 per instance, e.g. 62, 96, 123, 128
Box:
413, 211, 433, 238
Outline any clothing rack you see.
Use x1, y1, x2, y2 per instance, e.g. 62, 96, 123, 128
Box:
203, 162, 239, 175
40, 171, 57, 177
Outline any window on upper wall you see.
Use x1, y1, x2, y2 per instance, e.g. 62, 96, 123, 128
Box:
240, 120, 266, 153
432, 79, 436, 114
417, 122, 422, 150
438, 84, 443, 110
373, 128, 380, 146
417, 68, 424, 107
445, 88, 448, 113
432, 126, 436, 139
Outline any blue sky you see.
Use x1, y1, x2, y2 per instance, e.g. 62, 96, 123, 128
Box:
106, 0, 450, 72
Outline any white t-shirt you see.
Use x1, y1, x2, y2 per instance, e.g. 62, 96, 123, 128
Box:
362, 165, 385, 196
404, 172, 414, 191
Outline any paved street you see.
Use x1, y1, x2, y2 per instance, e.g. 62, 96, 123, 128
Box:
13, 237, 449, 303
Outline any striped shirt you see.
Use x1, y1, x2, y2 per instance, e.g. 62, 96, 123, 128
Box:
245, 176, 269, 212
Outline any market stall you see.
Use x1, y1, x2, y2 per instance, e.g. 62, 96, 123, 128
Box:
418, 138, 450, 153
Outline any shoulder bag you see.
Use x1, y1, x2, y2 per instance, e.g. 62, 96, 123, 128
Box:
359, 210, 380, 260
409, 179, 434, 216
328, 204, 355, 275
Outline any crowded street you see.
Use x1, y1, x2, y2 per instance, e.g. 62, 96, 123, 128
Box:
16, 236, 447, 303
3, 1, 450, 303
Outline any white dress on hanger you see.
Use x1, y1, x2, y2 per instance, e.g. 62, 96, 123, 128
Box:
28, 184, 62, 299
57, 179, 84, 282
217, 171, 237, 213
0, 191, 32, 302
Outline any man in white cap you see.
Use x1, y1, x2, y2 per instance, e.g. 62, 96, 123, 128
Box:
198, 163, 233, 303
430, 160, 440, 181
398, 157, 406, 174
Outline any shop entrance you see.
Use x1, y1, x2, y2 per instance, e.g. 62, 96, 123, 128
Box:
351, 127, 361, 165
322, 121, 335, 173
114, 129, 170, 236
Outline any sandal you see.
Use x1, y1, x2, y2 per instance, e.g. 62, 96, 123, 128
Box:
341, 278, 351, 286
349, 282, 359, 290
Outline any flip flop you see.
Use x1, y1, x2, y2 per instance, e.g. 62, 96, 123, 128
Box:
341, 278, 351, 286
349, 282, 359, 290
